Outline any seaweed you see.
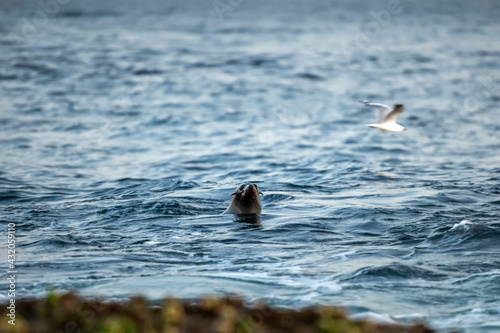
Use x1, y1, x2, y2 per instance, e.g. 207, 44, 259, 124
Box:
0, 293, 434, 333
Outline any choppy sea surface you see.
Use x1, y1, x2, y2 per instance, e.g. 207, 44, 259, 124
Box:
1, 0, 500, 331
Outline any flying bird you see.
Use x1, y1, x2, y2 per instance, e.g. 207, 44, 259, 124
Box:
360, 101, 407, 132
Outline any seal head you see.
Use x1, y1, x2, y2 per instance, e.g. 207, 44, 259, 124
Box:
224, 184, 262, 215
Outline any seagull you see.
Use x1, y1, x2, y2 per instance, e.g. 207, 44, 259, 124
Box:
360, 101, 407, 132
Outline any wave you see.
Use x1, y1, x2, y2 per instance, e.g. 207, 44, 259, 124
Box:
425, 220, 500, 251
342, 263, 447, 282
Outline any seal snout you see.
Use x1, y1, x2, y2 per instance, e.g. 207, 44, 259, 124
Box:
233, 184, 262, 197
243, 184, 262, 196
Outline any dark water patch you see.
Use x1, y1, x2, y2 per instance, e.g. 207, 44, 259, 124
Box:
55, 10, 121, 18
343, 263, 448, 282
0, 181, 77, 204
95, 200, 206, 219
261, 193, 294, 204
133, 68, 163, 76
353, 146, 409, 154
424, 221, 500, 251
144, 116, 175, 126
191, 56, 279, 69
413, 56, 433, 63
23, 234, 105, 248
55, 10, 85, 18
296, 72, 324, 81
13, 61, 60, 76
0, 191, 24, 202
54, 123, 90, 132
214, 27, 267, 34
0, 73, 17, 80
431, 192, 478, 205
476, 50, 500, 57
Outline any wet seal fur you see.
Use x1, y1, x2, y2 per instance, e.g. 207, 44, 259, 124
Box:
224, 184, 262, 215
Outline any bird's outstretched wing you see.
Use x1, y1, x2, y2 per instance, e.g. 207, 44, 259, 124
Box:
359, 101, 392, 123
384, 104, 404, 124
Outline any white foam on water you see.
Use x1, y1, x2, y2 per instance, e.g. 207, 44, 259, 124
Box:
431, 307, 500, 332
450, 219, 474, 231
350, 311, 396, 324
331, 250, 357, 262
392, 312, 428, 322
40, 221, 58, 230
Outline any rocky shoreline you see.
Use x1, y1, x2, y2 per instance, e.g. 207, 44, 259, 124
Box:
0, 293, 434, 333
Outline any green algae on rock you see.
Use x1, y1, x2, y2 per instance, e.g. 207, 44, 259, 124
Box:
0, 293, 433, 333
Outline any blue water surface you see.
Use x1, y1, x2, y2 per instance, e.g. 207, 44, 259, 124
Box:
1, 0, 500, 331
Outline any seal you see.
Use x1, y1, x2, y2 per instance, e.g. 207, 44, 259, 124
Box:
223, 184, 263, 215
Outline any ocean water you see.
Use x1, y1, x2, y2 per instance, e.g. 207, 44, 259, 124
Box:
1, 0, 500, 331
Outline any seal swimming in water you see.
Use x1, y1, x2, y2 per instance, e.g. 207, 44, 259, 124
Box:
224, 184, 263, 215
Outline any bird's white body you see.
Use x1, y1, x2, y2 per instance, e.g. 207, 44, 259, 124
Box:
360, 101, 407, 132
366, 122, 406, 132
